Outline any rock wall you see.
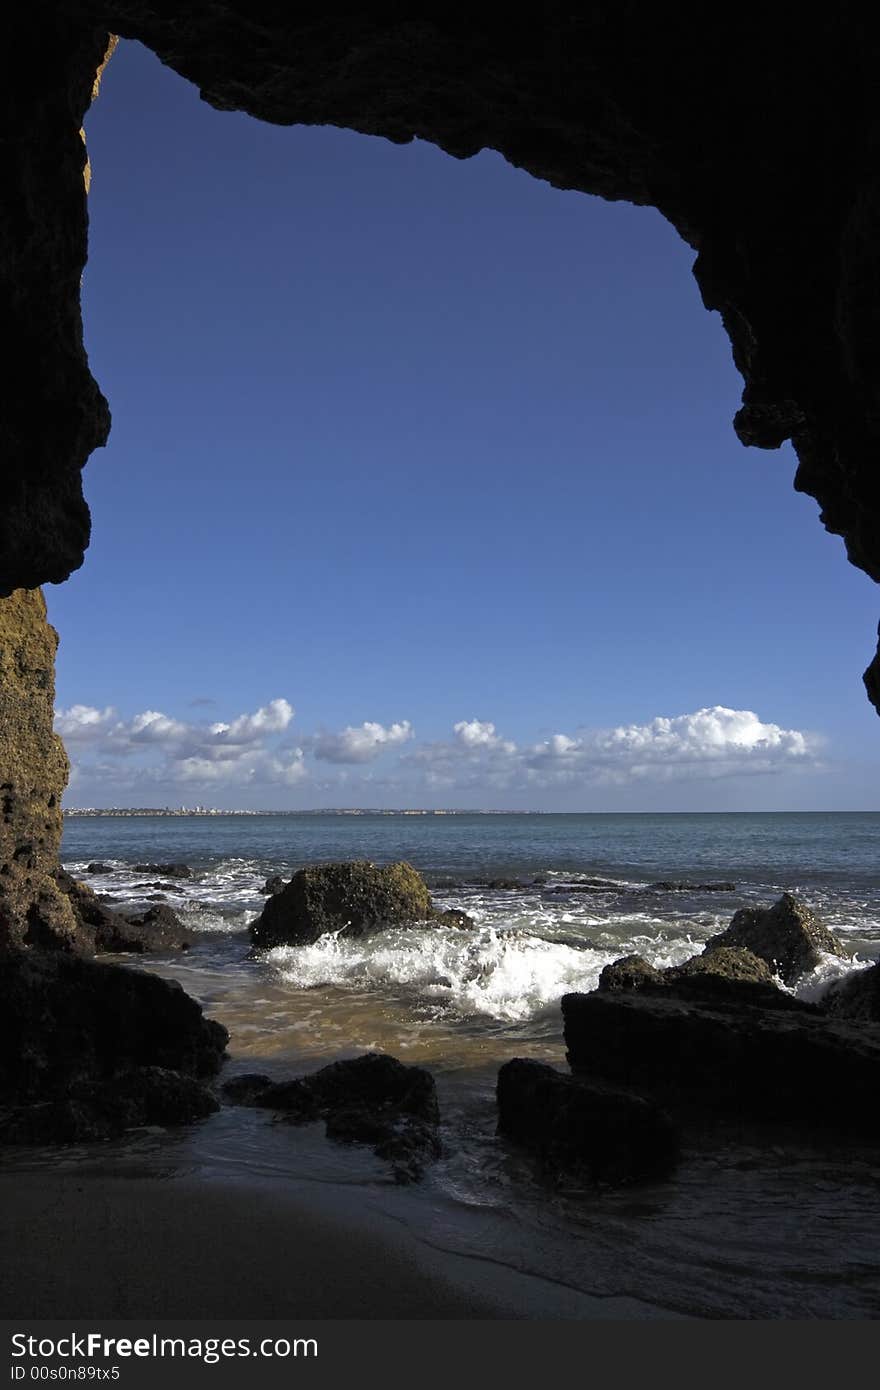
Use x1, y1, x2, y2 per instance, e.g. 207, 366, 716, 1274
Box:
0, 591, 81, 952
0, 14, 111, 594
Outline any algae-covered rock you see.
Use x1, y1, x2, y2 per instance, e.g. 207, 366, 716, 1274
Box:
0, 590, 83, 952
598, 946, 795, 1010
598, 955, 665, 992
705, 892, 848, 984
250, 860, 465, 949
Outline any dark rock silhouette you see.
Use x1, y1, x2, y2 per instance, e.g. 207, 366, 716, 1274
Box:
562, 989, 880, 1133
222, 1052, 440, 1183
53, 869, 191, 952
497, 1057, 678, 1186
823, 960, 880, 1022
0, 951, 227, 1142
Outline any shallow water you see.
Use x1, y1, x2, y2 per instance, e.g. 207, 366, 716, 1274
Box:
9, 811, 880, 1317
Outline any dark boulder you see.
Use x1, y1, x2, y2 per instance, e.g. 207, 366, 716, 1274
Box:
85, 862, 113, 875
98, 903, 192, 954
599, 955, 665, 992
250, 860, 450, 949
669, 946, 773, 984
823, 961, 880, 1022
54, 870, 190, 954
660, 947, 802, 1010
0, 1067, 218, 1144
132, 862, 192, 879
598, 946, 796, 1011
561, 989, 880, 1133
706, 892, 848, 984
262, 875, 286, 896
496, 1058, 678, 1185
220, 1072, 275, 1106
0, 949, 227, 1101
222, 1052, 439, 1183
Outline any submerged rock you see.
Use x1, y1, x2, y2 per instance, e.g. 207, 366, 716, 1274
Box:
132, 862, 192, 879
222, 1052, 440, 1183
497, 1058, 678, 1186
561, 989, 880, 1133
823, 960, 880, 1022
0, 950, 227, 1143
250, 860, 471, 949
648, 881, 736, 893
705, 892, 848, 984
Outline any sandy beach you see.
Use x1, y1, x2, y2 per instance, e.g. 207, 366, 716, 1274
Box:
0, 1171, 677, 1320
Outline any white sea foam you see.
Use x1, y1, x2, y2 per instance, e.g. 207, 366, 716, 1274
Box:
792, 950, 875, 1003
266, 924, 612, 1023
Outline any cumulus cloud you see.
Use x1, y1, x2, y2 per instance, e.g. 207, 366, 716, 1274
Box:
55, 697, 303, 794
453, 719, 516, 754
525, 706, 814, 784
208, 698, 294, 744
312, 720, 414, 764
56, 697, 821, 805
53, 705, 117, 741
407, 706, 817, 793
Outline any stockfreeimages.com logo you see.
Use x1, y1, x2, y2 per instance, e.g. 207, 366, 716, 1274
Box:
10, 1333, 317, 1367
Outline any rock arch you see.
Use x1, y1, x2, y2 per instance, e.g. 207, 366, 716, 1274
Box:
3, 5, 880, 948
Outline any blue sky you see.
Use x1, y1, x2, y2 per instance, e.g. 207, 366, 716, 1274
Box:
52, 38, 880, 810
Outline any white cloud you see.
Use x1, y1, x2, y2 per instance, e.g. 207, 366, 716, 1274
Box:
128, 710, 190, 742
57, 697, 822, 806
526, 706, 814, 783
312, 720, 413, 764
53, 705, 117, 741
208, 698, 294, 743
453, 719, 516, 753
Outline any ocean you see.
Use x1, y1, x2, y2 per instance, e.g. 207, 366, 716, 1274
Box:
19, 811, 880, 1316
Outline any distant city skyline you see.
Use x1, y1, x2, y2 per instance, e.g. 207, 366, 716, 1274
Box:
50, 39, 880, 812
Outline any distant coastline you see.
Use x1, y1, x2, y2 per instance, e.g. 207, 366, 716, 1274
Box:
61, 807, 538, 817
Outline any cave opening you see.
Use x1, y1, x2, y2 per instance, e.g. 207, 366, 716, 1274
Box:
47, 37, 880, 816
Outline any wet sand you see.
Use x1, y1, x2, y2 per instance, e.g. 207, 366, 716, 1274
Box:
0, 1171, 677, 1320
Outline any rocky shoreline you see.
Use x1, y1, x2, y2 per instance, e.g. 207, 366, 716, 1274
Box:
4, 856, 878, 1193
